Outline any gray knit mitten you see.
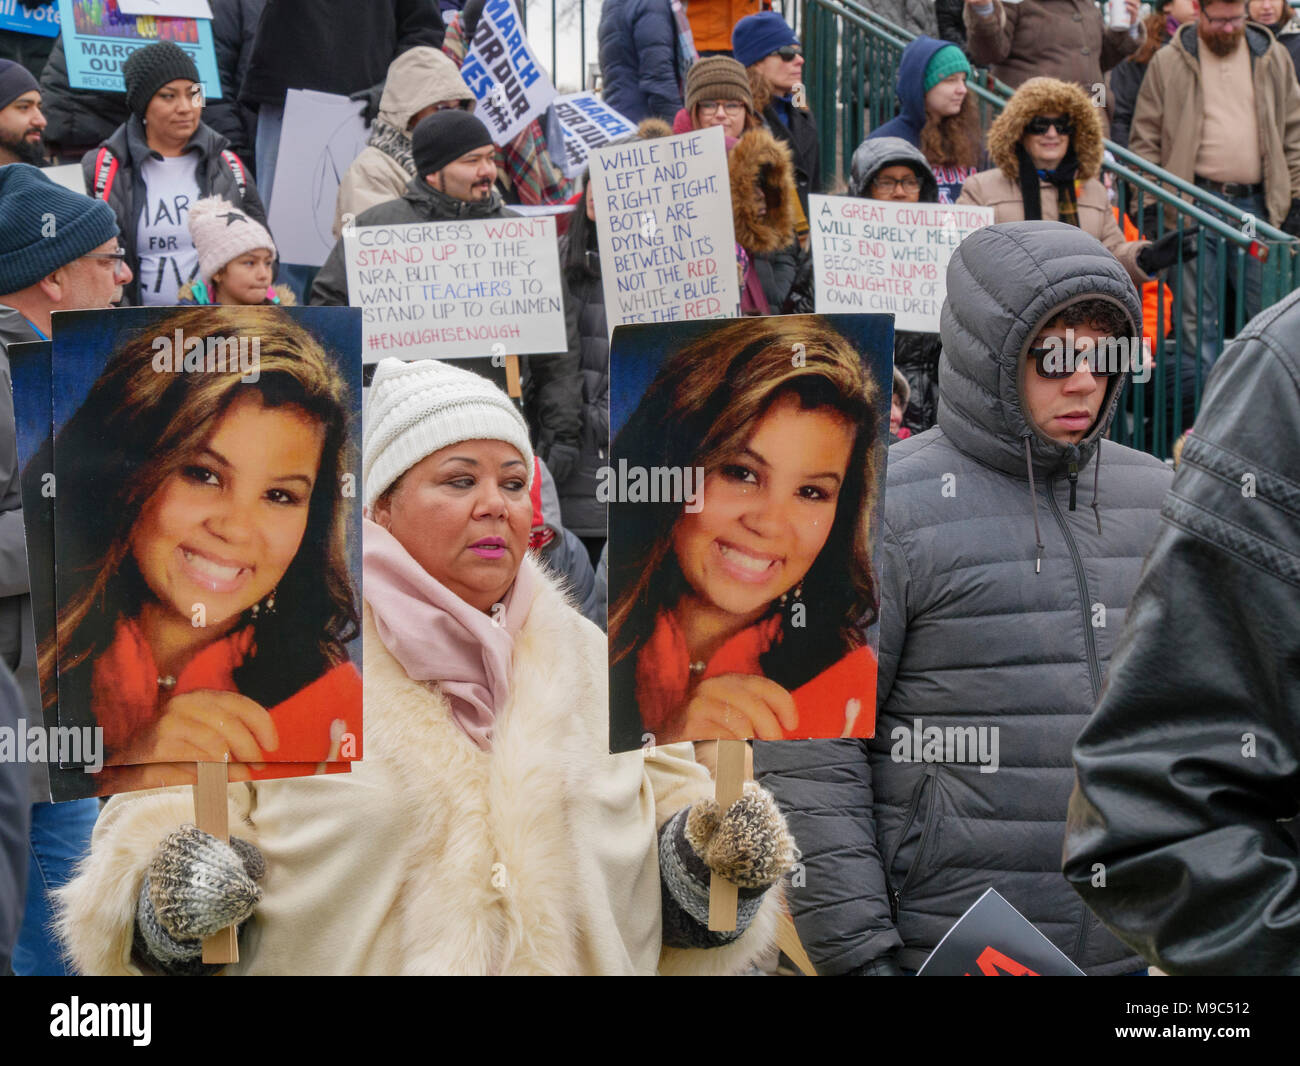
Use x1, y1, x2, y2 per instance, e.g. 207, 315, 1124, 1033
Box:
686, 782, 797, 889
659, 783, 798, 949
135, 826, 264, 973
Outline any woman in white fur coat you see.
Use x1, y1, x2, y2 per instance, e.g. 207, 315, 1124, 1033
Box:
55, 358, 793, 976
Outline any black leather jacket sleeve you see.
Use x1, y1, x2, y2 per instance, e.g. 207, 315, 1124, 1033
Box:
1063, 291, 1300, 975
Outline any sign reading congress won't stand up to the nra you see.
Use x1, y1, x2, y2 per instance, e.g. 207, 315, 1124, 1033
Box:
342, 214, 566, 362
810, 195, 993, 333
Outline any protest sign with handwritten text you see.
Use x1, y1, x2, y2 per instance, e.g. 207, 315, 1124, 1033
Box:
343, 214, 565, 362
460, 0, 555, 144
548, 91, 637, 178
810, 195, 993, 332
590, 125, 738, 336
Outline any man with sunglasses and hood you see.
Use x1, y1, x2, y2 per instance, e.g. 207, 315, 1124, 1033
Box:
755, 221, 1172, 975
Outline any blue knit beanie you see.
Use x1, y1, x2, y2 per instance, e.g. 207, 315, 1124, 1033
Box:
732, 12, 799, 68
0, 164, 120, 295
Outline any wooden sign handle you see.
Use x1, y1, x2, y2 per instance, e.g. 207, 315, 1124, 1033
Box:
504, 354, 521, 398
707, 738, 748, 931
193, 761, 238, 965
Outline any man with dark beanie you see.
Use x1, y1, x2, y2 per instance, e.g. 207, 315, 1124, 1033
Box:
0, 60, 45, 167
311, 109, 513, 306
0, 164, 129, 974
311, 110, 582, 511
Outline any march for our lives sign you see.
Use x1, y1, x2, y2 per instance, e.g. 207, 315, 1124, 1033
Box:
56, 0, 221, 98
459, 0, 554, 144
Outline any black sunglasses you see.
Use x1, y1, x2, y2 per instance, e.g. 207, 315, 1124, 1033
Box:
1028, 346, 1119, 379
771, 44, 802, 60
1024, 114, 1074, 136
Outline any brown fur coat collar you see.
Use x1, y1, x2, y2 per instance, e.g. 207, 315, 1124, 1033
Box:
728, 127, 797, 255
986, 77, 1104, 183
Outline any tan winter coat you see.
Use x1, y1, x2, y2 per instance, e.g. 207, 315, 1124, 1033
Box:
957, 77, 1149, 285
965, 0, 1143, 96
1130, 21, 1300, 229
55, 559, 780, 975
332, 46, 476, 238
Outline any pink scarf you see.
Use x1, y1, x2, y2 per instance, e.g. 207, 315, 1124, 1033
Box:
362, 518, 537, 751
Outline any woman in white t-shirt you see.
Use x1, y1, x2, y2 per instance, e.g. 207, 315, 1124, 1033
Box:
82, 41, 269, 307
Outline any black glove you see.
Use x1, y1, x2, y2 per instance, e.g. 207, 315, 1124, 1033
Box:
1140, 203, 1163, 241
349, 81, 386, 127
847, 953, 905, 976
543, 441, 579, 486
1136, 227, 1200, 275
1282, 198, 1300, 238
462, 0, 488, 39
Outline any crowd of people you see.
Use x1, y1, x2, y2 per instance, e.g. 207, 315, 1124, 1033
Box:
0, 0, 1295, 979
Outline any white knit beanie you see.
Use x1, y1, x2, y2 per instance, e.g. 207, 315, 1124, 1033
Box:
363, 357, 535, 511
187, 195, 277, 284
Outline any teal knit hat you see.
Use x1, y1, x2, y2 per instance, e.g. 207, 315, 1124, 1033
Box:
0, 164, 119, 296
923, 45, 972, 94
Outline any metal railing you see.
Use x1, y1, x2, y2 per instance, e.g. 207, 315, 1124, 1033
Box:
799, 0, 1300, 456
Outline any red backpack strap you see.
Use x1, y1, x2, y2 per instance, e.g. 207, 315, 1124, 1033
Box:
91, 146, 119, 201
220, 149, 248, 199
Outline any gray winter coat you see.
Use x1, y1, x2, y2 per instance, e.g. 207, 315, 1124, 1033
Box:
755, 221, 1171, 975
0, 308, 47, 801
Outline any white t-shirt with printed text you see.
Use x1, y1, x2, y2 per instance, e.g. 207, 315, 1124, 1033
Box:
136, 153, 202, 305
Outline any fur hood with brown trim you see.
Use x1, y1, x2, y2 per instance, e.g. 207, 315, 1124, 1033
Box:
986, 78, 1104, 183
728, 127, 798, 255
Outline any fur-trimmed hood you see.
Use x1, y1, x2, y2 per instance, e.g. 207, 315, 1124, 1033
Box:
728, 127, 797, 255
986, 77, 1103, 182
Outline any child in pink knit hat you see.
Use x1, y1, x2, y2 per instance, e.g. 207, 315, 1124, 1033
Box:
178, 195, 295, 306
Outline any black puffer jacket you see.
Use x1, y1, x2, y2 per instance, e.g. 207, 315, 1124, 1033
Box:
1063, 287, 1300, 976
756, 222, 1171, 976
759, 97, 820, 219
239, 0, 444, 106
207, 0, 265, 172
553, 220, 609, 540
82, 116, 266, 306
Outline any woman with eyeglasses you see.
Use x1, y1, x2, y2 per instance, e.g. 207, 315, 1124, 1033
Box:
957, 77, 1190, 286
732, 12, 820, 219
672, 55, 761, 137
81, 42, 268, 308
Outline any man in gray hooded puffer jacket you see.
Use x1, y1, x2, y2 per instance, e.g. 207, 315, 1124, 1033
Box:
756, 221, 1172, 975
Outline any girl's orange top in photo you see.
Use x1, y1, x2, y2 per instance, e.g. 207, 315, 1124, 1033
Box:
90, 616, 361, 764
634, 608, 876, 741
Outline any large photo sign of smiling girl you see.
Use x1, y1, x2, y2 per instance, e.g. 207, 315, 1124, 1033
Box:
607, 315, 893, 753
39, 305, 363, 796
